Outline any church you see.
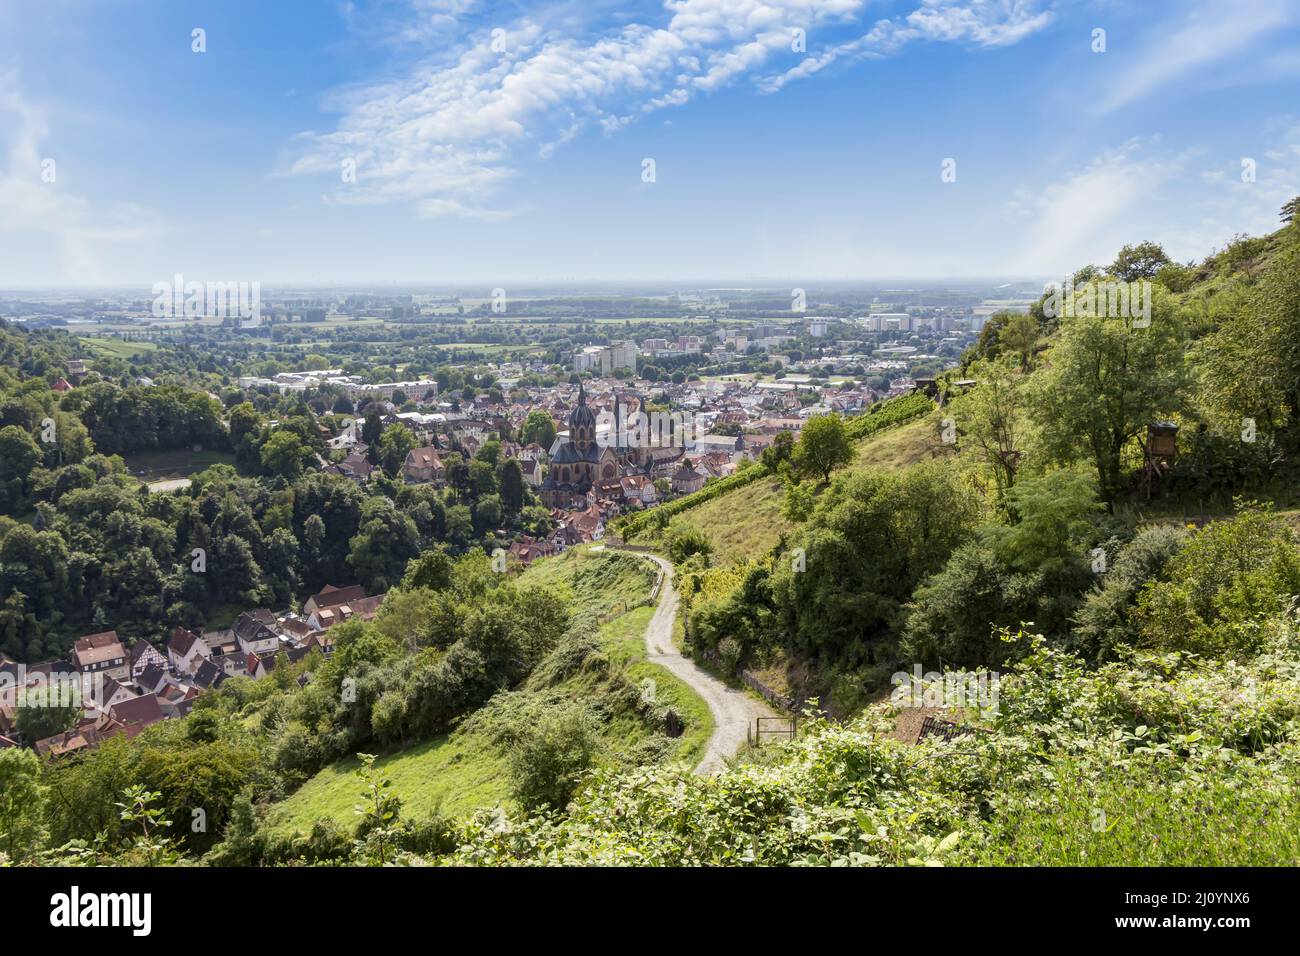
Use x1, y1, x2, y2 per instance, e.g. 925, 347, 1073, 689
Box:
538, 381, 685, 510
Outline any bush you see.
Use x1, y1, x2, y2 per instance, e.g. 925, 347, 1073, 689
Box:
503, 701, 600, 810
1068, 525, 1188, 662
1132, 506, 1300, 657
664, 521, 712, 564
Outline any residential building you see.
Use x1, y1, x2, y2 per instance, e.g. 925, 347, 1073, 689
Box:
71, 631, 129, 684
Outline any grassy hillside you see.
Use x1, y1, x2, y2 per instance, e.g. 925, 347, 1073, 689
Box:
665, 413, 943, 564
264, 547, 712, 839
443, 627, 1300, 866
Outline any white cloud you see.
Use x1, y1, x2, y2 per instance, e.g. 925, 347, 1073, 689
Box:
292, 0, 1054, 217
1004, 140, 1174, 275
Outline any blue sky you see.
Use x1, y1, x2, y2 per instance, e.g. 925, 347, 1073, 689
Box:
2, 0, 1299, 286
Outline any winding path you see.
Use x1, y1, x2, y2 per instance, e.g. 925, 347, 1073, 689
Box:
621, 550, 774, 774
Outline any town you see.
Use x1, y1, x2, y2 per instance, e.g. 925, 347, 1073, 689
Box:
0, 285, 1010, 758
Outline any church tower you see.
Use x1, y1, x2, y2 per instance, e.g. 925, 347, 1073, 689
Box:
570, 380, 596, 450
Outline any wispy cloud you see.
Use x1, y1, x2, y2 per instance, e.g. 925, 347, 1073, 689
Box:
1095, 0, 1300, 114
0, 75, 163, 282
291, 0, 1055, 218
1004, 121, 1300, 275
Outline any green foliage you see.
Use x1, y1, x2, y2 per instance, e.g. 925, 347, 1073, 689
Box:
982, 465, 1102, 574
1030, 293, 1186, 501
377, 423, 418, 479
14, 688, 81, 742
0, 748, 46, 862
352, 753, 402, 865
663, 521, 712, 564
794, 413, 852, 483
1132, 506, 1300, 657
901, 468, 1103, 668
1068, 525, 1188, 662
767, 463, 981, 666
260, 430, 310, 480
780, 479, 816, 522
447, 621, 1300, 866
1109, 241, 1171, 281
520, 409, 557, 449
948, 357, 1027, 504
501, 701, 600, 810
115, 785, 180, 866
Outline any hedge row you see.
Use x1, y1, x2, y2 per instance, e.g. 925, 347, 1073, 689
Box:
616, 390, 934, 541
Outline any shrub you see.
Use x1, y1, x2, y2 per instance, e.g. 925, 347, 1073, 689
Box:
1132, 506, 1300, 657
1068, 525, 1188, 662
503, 701, 600, 810
664, 521, 712, 564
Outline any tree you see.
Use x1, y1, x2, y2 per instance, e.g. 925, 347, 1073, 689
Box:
982, 465, 1102, 575
1069, 525, 1188, 662
400, 546, 454, 592
781, 480, 816, 522
794, 413, 852, 483
504, 702, 598, 811
998, 313, 1040, 369
377, 424, 417, 479
227, 402, 261, 447
770, 464, 979, 666
760, 430, 795, 472
1132, 506, 1300, 657
1281, 195, 1299, 225
0, 425, 41, 486
1031, 294, 1185, 502
950, 357, 1026, 505
445, 504, 474, 549
347, 498, 420, 592
497, 458, 525, 514
1109, 241, 1171, 281
664, 521, 712, 564
468, 458, 497, 498
361, 410, 384, 463
353, 753, 401, 865
260, 431, 310, 481
472, 493, 503, 533
1198, 231, 1300, 435
520, 409, 557, 449
14, 681, 81, 743
0, 747, 47, 861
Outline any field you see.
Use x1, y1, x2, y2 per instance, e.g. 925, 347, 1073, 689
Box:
122, 448, 236, 483
77, 336, 159, 359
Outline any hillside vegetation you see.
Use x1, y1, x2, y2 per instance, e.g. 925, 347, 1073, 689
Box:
245, 547, 714, 849
428, 206, 1300, 866
8, 204, 1300, 868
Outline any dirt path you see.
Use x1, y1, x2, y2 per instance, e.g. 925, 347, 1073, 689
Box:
630, 552, 775, 775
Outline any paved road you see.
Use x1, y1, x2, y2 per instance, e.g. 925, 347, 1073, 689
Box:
631, 552, 775, 775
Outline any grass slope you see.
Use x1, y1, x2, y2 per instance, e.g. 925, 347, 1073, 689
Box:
681, 416, 942, 564
265, 548, 712, 838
